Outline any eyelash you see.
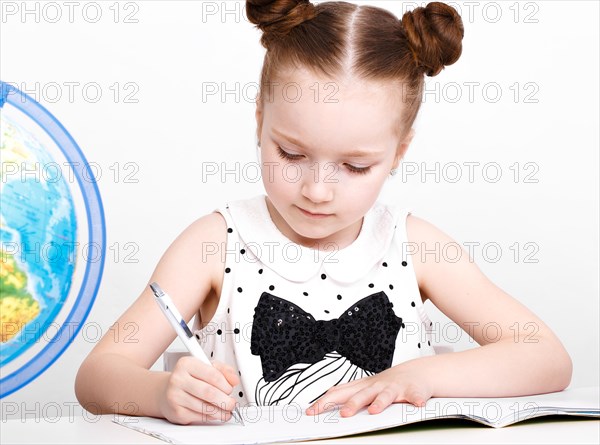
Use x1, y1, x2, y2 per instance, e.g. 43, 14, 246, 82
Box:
276, 147, 372, 175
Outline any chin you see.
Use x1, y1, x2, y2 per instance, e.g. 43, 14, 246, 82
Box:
293, 223, 338, 244
273, 201, 337, 241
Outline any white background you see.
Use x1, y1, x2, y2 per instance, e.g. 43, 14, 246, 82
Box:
1, 0, 598, 419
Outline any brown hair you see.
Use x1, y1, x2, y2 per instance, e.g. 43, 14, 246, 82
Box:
246, 0, 464, 140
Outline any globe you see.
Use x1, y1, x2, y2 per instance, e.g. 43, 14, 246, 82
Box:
0, 81, 105, 398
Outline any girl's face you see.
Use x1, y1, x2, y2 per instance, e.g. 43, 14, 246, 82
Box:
256, 68, 414, 250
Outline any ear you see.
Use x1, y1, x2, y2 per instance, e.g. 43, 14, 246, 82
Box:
392, 128, 415, 169
255, 95, 264, 146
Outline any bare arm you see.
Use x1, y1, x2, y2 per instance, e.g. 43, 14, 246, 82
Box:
406, 214, 573, 397
307, 214, 573, 416
74, 212, 232, 418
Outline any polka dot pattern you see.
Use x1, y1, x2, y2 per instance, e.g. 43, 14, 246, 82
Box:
193, 196, 437, 406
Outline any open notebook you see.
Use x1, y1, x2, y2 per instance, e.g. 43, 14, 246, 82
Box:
113, 386, 599, 444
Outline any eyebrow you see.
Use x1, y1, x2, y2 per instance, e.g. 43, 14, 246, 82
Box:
272, 128, 383, 158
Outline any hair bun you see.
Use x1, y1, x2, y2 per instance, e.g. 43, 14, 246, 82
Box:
401, 2, 464, 77
246, 0, 317, 46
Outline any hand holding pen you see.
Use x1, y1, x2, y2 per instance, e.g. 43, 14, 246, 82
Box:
150, 282, 245, 426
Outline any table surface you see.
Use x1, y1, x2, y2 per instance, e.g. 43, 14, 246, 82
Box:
1, 414, 599, 444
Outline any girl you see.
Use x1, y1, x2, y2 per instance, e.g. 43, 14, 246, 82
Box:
75, 0, 572, 425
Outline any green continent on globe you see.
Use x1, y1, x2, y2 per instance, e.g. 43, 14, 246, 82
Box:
0, 249, 40, 343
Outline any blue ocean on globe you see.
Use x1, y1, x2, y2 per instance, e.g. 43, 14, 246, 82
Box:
0, 113, 77, 366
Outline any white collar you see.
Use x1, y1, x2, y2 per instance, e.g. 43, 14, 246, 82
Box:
225, 194, 404, 284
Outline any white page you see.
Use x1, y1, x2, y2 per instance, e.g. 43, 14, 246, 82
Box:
113, 387, 600, 444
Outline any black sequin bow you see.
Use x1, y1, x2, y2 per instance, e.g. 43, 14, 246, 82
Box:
250, 291, 403, 382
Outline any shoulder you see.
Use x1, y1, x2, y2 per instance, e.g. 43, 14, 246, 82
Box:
405, 213, 454, 246
164, 211, 228, 293
170, 211, 228, 258
405, 213, 470, 252
405, 213, 471, 302
184, 211, 228, 244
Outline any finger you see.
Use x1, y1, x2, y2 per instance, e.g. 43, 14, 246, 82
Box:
173, 402, 232, 425
306, 385, 356, 416
184, 400, 232, 423
306, 373, 372, 415
306, 390, 340, 415
338, 386, 381, 417
164, 382, 232, 424
366, 388, 397, 414
306, 399, 344, 416
181, 373, 237, 414
182, 357, 233, 395
403, 385, 428, 407
213, 360, 241, 388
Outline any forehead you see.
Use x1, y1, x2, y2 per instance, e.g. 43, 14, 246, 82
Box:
263, 69, 403, 151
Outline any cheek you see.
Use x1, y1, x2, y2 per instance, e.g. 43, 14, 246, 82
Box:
260, 156, 294, 195
340, 171, 389, 207
343, 180, 381, 210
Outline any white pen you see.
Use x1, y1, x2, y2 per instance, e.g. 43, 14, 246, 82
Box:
149, 282, 244, 426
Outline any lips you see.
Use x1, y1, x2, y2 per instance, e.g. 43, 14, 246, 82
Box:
297, 206, 333, 218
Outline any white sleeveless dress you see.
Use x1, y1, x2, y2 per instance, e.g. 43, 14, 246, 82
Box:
192, 194, 435, 408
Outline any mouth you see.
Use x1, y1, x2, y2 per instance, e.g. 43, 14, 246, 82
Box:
297, 206, 333, 218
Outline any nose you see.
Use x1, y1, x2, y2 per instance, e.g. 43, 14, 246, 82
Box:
300, 161, 335, 203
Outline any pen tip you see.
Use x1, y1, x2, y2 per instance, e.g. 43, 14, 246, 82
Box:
234, 408, 245, 426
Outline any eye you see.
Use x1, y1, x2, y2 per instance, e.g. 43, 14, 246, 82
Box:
277, 146, 371, 175
276, 146, 303, 161
345, 164, 371, 175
